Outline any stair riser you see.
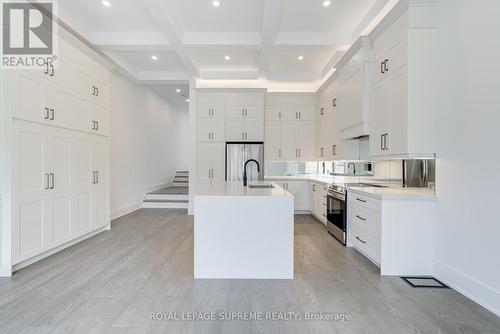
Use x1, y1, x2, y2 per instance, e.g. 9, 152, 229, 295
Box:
172, 183, 188, 187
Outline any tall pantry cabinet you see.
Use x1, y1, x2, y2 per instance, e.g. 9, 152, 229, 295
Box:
2, 36, 111, 272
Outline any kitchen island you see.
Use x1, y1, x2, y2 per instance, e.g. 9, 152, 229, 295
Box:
193, 182, 294, 279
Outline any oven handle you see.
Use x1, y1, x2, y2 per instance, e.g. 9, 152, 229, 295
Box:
327, 193, 346, 201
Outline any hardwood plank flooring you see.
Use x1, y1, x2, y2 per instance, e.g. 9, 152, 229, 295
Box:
0, 209, 499, 333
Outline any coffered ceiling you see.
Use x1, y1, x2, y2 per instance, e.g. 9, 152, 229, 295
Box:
58, 0, 392, 101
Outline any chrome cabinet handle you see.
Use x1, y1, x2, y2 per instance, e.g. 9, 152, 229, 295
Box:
356, 215, 366, 221
380, 61, 385, 74
50, 173, 55, 189
278, 148, 282, 158
384, 59, 389, 72
45, 173, 50, 190
96, 171, 99, 183
95, 121, 99, 131
332, 145, 336, 156
322, 203, 327, 206
322, 214, 327, 218
44, 63, 50, 75
356, 236, 367, 244
49, 64, 54, 77
44, 107, 50, 119
356, 198, 367, 203
50, 108, 54, 120
278, 111, 282, 119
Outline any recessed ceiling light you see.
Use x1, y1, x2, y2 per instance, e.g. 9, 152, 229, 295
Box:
176, 88, 181, 93
298, 55, 304, 61
185, 98, 190, 103
212, 1, 220, 7
101, 0, 111, 7
151, 55, 158, 60
322, 0, 331, 7
224, 55, 231, 60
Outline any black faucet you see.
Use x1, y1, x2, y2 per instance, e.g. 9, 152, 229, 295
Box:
348, 162, 356, 175
243, 159, 260, 187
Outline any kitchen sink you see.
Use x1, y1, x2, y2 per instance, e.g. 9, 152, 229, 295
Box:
248, 184, 275, 189
359, 183, 387, 188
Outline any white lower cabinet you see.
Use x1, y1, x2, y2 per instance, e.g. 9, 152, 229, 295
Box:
310, 182, 327, 224
196, 143, 225, 183
347, 189, 436, 276
276, 181, 309, 212
12, 121, 110, 265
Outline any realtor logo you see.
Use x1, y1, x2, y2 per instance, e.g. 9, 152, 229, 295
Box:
1, 1, 57, 69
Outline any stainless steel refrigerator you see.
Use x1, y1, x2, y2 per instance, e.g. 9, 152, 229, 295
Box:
225, 142, 264, 181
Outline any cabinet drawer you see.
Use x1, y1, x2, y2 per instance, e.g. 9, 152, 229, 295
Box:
348, 192, 381, 212
350, 222, 380, 264
349, 203, 380, 235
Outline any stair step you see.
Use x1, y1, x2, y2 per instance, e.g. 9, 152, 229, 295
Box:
145, 194, 188, 201
143, 199, 188, 203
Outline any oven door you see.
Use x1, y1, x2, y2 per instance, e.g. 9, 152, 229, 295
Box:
326, 191, 346, 245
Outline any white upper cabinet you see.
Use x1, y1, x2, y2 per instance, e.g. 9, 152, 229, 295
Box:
197, 118, 225, 142
334, 37, 371, 140
225, 118, 263, 142
297, 121, 317, 160
298, 106, 316, 121
227, 104, 264, 119
368, 4, 438, 158
198, 102, 226, 119
265, 106, 282, 121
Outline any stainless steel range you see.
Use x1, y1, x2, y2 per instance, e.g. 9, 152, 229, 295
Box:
326, 183, 367, 245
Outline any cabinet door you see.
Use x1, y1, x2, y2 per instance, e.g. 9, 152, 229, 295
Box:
245, 105, 264, 119
197, 143, 213, 183
386, 67, 408, 155
298, 121, 316, 160
287, 181, 310, 211
75, 192, 92, 236
370, 81, 389, 156
264, 121, 282, 161
93, 140, 109, 186
211, 103, 226, 119
74, 67, 93, 97
244, 119, 264, 141
93, 104, 110, 136
309, 183, 317, 215
281, 106, 299, 120
15, 72, 48, 124
281, 121, 298, 160
72, 97, 93, 133
211, 119, 226, 142
50, 131, 72, 193
49, 85, 72, 129
197, 119, 213, 142
198, 102, 213, 118
211, 144, 226, 182
94, 79, 109, 105
317, 106, 330, 159
73, 137, 93, 188
265, 106, 281, 120
226, 119, 246, 141
227, 104, 245, 119
298, 106, 316, 121
52, 55, 72, 89
93, 188, 109, 229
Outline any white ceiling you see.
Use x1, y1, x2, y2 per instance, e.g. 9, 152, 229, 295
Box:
58, 0, 391, 104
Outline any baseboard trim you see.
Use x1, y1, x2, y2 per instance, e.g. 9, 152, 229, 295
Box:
12, 225, 109, 273
434, 259, 500, 317
145, 181, 172, 194
111, 202, 142, 220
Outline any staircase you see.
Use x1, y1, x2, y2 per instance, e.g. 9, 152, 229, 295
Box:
142, 170, 189, 209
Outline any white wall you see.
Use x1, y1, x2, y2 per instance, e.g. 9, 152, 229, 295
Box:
434, 0, 500, 316
110, 72, 189, 219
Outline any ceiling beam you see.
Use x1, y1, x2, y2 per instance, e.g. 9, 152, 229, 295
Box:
258, 0, 284, 79
91, 31, 172, 51
142, 0, 199, 77
183, 32, 261, 47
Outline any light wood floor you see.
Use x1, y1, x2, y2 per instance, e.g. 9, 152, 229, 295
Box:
1, 209, 499, 334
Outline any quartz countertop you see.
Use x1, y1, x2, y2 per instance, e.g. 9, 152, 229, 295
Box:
265, 174, 436, 200
194, 181, 291, 197
347, 186, 436, 200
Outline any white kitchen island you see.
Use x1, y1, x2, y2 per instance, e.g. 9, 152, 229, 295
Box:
193, 182, 294, 279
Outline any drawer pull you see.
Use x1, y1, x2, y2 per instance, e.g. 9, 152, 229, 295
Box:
356, 236, 367, 244
322, 214, 327, 218
356, 198, 367, 203
355, 215, 366, 221
322, 203, 327, 206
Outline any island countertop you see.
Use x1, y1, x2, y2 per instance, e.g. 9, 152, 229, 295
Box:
194, 181, 292, 197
